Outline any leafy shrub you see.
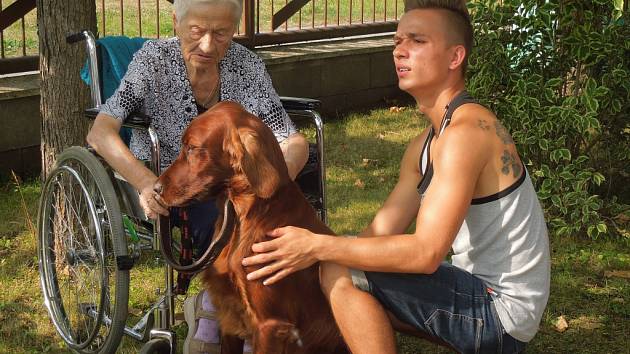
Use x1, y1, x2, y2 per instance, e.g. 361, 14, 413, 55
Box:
467, 0, 629, 239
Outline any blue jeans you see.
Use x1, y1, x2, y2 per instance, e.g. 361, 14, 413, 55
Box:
352, 262, 526, 354
169, 199, 219, 257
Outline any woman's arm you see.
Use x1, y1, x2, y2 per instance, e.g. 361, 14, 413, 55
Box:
87, 113, 168, 219
88, 42, 168, 218
279, 133, 309, 180
242, 52, 309, 178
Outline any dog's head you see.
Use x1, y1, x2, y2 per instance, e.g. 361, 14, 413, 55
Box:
157, 101, 290, 207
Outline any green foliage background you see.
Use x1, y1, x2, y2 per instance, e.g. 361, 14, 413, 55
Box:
467, 0, 629, 239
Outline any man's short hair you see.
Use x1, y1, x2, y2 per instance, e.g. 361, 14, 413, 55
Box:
404, 0, 473, 75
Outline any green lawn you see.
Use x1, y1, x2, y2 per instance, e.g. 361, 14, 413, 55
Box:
0, 0, 403, 58
1, 105, 629, 353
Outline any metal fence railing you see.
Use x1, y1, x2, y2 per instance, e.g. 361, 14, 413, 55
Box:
0, 0, 401, 73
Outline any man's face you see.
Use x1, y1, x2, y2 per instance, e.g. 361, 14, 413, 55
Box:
175, 2, 236, 71
393, 9, 456, 95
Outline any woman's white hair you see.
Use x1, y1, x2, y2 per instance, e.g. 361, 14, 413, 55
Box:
173, 0, 243, 25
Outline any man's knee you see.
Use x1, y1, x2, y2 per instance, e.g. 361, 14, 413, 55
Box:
319, 262, 355, 301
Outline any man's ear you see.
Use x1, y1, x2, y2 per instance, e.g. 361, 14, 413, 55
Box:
448, 45, 466, 72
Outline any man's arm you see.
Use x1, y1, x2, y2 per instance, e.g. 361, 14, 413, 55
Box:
279, 132, 309, 180
243, 121, 491, 284
359, 131, 426, 237
324, 123, 488, 272
86, 113, 168, 218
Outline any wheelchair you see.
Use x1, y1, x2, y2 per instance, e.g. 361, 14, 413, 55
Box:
37, 30, 327, 354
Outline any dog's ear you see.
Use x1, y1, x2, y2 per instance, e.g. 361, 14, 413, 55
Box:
225, 126, 280, 199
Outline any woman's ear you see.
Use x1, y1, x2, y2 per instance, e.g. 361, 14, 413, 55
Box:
172, 12, 178, 34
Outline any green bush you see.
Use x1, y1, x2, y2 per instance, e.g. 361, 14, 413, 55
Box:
467, 0, 629, 239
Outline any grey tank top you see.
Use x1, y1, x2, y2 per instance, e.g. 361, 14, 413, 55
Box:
417, 91, 551, 342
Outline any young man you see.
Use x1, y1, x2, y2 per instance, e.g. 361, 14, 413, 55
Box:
242, 1, 550, 353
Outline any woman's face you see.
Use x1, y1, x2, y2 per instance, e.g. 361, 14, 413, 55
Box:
175, 2, 236, 71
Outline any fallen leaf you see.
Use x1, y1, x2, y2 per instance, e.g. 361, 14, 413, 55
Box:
604, 270, 630, 279
354, 179, 365, 189
376, 133, 386, 140
379, 177, 386, 183
555, 315, 569, 333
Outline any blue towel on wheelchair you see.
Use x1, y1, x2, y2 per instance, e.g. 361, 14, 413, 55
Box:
80, 36, 148, 100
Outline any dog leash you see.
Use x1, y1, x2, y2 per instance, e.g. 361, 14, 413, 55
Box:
160, 199, 237, 293
175, 208, 194, 294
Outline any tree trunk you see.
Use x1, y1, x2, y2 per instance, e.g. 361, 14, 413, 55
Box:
37, 1, 96, 178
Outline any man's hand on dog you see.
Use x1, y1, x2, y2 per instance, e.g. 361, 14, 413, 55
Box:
243, 226, 320, 285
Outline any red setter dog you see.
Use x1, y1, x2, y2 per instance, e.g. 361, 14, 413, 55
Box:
156, 101, 347, 354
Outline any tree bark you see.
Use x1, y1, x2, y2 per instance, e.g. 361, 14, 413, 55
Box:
37, 1, 96, 178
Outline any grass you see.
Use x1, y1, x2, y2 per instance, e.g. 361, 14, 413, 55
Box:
1, 105, 628, 353
0, 0, 403, 58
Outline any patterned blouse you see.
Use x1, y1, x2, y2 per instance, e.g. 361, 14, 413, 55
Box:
100, 37, 297, 169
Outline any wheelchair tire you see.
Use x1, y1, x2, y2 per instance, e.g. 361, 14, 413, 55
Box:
38, 146, 129, 354
138, 338, 171, 354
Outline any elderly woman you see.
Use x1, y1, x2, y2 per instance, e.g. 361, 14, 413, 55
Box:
86, 0, 308, 352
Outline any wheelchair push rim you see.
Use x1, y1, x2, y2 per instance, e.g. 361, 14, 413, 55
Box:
37, 147, 129, 353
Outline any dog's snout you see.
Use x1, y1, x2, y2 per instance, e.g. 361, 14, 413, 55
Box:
153, 181, 163, 195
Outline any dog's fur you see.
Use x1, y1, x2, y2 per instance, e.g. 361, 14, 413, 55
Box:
157, 101, 347, 354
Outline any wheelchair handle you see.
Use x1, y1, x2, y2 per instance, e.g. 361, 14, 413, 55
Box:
67, 30, 102, 107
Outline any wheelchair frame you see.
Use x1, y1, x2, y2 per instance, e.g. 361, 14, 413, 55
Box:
38, 30, 327, 354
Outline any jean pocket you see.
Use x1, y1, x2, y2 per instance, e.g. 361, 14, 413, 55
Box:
425, 309, 483, 354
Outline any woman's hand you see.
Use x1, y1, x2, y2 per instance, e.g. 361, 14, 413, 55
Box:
242, 226, 320, 285
139, 179, 169, 219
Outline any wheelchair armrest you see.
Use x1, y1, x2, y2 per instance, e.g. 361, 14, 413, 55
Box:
124, 112, 152, 129
84, 108, 151, 129
85, 108, 100, 120
280, 96, 321, 111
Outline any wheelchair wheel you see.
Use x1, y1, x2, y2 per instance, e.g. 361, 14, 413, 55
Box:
38, 146, 129, 353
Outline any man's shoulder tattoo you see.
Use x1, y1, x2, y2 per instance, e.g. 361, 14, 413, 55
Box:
478, 119, 491, 131
501, 150, 522, 177
495, 121, 515, 145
